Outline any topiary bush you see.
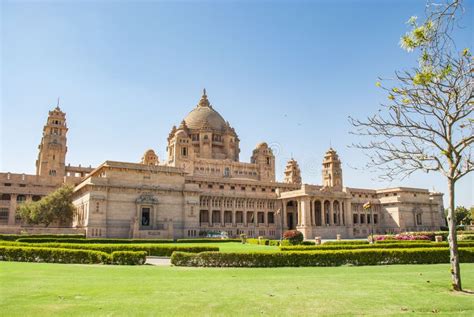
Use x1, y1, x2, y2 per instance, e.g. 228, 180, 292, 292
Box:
280, 241, 474, 251
282, 230, 304, 245
111, 251, 147, 265
170, 247, 474, 267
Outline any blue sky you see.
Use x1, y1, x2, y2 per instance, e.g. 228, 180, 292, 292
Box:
1, 0, 472, 207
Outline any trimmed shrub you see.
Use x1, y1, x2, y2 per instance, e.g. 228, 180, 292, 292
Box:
323, 240, 369, 245
0, 246, 110, 264
12, 242, 219, 256
171, 247, 474, 267
175, 239, 240, 243
0, 234, 85, 241
246, 238, 280, 246
280, 241, 474, 251
111, 251, 147, 265
282, 230, 304, 245
16, 238, 174, 244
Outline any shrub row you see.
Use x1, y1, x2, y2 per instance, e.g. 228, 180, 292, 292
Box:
175, 239, 241, 243
322, 240, 369, 245
11, 242, 219, 256
280, 241, 474, 251
171, 247, 474, 267
16, 238, 175, 244
0, 246, 146, 265
0, 234, 85, 241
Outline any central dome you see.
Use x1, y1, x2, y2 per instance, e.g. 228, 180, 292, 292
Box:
183, 90, 228, 131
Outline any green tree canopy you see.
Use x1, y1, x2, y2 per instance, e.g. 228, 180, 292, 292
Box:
17, 185, 75, 227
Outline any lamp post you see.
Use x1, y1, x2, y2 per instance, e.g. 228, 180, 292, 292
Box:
363, 201, 374, 244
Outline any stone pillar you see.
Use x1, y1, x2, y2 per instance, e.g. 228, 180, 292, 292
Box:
329, 200, 334, 225
8, 194, 16, 226
321, 201, 326, 226
208, 209, 211, 226
282, 201, 287, 228
232, 210, 236, 226
300, 198, 311, 227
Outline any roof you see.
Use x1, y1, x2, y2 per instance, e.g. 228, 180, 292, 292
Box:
183, 90, 228, 131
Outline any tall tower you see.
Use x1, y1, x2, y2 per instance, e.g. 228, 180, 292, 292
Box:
284, 158, 302, 185
36, 105, 68, 178
322, 148, 343, 190
251, 142, 275, 182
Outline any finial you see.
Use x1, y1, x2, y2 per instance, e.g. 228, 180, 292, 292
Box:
198, 88, 210, 107
203, 88, 207, 96
55, 97, 61, 111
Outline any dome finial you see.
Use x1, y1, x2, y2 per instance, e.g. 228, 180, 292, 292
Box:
198, 88, 210, 107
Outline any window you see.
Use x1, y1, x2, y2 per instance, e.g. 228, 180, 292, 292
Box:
141, 207, 150, 226
268, 212, 275, 224
208, 184, 213, 189
224, 167, 230, 177
230, 186, 235, 190
252, 187, 256, 192
247, 211, 254, 224
181, 147, 188, 157
257, 212, 265, 224
212, 210, 220, 223
353, 214, 358, 224
19, 184, 26, 187
49, 170, 57, 176
4, 183, 11, 187
32, 195, 41, 202
241, 187, 246, 191
16, 195, 26, 203
374, 214, 378, 224
1, 194, 11, 201
360, 214, 365, 224
261, 188, 266, 192
219, 185, 224, 189
266, 157, 270, 165
236, 211, 243, 223
416, 213, 422, 226
224, 211, 232, 223
0, 208, 8, 223
367, 214, 372, 224
199, 210, 209, 223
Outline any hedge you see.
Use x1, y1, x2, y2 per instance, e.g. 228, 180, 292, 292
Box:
280, 241, 474, 251
0, 246, 109, 264
0, 246, 148, 265
175, 239, 241, 243
322, 240, 369, 245
111, 251, 147, 265
16, 238, 175, 244
0, 234, 85, 241
11, 242, 219, 256
171, 247, 474, 267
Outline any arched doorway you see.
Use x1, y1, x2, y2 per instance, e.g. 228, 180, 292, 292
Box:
286, 200, 298, 229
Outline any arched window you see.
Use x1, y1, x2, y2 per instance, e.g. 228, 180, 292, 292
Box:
32, 195, 41, 202
16, 195, 26, 203
1, 194, 11, 201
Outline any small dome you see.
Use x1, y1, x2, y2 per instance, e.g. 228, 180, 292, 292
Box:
256, 142, 268, 148
183, 90, 228, 131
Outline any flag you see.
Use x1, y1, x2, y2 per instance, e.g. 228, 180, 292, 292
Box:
363, 201, 372, 210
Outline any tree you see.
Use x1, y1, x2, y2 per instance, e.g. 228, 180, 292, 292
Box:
454, 206, 472, 226
18, 185, 75, 227
350, 0, 472, 291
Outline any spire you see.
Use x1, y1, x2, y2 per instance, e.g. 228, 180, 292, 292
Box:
55, 97, 61, 111
198, 88, 210, 108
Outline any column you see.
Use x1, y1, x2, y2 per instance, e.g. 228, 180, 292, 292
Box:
310, 199, 314, 226
300, 198, 310, 227
329, 200, 334, 225
282, 201, 287, 228
321, 201, 326, 226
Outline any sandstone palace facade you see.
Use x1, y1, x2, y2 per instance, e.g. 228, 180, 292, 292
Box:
0, 91, 446, 239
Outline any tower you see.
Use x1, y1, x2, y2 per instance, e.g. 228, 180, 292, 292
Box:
284, 158, 302, 185
251, 142, 275, 182
141, 149, 159, 166
322, 148, 343, 190
36, 105, 68, 178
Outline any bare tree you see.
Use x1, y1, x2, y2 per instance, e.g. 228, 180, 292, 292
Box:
350, 0, 472, 291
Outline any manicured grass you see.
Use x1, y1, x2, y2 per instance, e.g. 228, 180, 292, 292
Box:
1, 262, 473, 316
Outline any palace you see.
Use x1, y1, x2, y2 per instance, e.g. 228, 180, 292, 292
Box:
0, 91, 446, 239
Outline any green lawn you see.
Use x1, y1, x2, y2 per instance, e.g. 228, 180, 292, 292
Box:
1, 262, 473, 316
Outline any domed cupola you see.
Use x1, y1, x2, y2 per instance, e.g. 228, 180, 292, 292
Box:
167, 89, 241, 163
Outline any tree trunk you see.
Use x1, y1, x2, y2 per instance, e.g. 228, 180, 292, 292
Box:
447, 178, 462, 291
